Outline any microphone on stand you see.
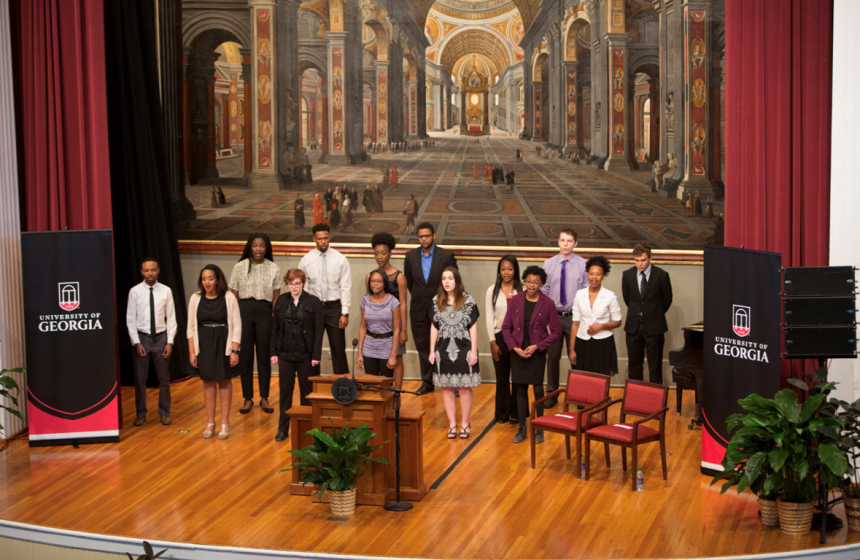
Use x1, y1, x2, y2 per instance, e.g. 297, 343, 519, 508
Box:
352, 338, 359, 380
333, 338, 360, 405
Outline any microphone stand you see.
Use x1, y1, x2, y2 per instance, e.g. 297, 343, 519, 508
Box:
353, 380, 419, 511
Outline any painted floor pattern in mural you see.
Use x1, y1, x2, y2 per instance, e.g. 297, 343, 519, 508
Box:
181, 130, 723, 249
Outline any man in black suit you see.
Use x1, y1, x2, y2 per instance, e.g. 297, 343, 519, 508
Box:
622, 244, 673, 384
404, 222, 458, 395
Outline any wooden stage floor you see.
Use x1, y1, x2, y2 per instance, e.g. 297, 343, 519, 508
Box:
1, 378, 859, 559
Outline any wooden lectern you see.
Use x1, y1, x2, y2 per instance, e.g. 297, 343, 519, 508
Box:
286, 374, 428, 506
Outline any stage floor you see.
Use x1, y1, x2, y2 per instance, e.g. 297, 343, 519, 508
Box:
1, 378, 859, 559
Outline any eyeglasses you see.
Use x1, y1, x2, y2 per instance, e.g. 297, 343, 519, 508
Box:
287, 281, 303, 288
524, 280, 542, 286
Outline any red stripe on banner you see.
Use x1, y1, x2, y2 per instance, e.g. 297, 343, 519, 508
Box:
702, 409, 727, 467
27, 395, 119, 436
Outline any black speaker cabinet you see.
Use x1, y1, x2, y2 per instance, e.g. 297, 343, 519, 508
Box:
784, 297, 857, 327
784, 327, 857, 359
783, 266, 856, 297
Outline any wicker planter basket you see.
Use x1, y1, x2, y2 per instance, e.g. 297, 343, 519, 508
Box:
844, 489, 860, 532
329, 489, 356, 517
758, 497, 779, 527
777, 498, 815, 536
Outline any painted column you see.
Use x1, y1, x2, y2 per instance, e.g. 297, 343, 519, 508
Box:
678, 2, 717, 200
251, 2, 277, 186
276, 0, 301, 184
547, 23, 564, 148
229, 74, 238, 147
563, 61, 578, 154
387, 37, 404, 143
318, 76, 329, 161
655, 0, 686, 196
460, 89, 467, 131
326, 32, 349, 164
407, 80, 418, 138
376, 61, 389, 143
532, 81, 544, 141
206, 80, 218, 176
241, 56, 253, 185
483, 90, 490, 133
417, 62, 428, 138
603, 34, 632, 171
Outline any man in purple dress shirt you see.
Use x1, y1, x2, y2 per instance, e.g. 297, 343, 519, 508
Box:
540, 228, 588, 408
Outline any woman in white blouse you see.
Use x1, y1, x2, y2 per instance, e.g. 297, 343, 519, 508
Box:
569, 255, 622, 375
485, 255, 522, 424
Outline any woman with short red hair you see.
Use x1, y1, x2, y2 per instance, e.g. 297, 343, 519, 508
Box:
270, 268, 324, 442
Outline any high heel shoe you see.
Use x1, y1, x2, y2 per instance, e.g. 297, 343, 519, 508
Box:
460, 424, 471, 439
202, 423, 215, 439
218, 423, 230, 440
447, 425, 458, 439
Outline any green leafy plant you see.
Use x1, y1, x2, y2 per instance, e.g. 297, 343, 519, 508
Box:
834, 395, 860, 499
284, 421, 389, 501
126, 541, 167, 560
712, 367, 849, 504
0, 341, 23, 434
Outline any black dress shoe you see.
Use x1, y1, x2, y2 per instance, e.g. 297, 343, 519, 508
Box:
510, 418, 519, 425
415, 385, 435, 395
543, 398, 558, 409
133, 416, 146, 426
535, 430, 544, 444
512, 426, 526, 443
275, 431, 288, 442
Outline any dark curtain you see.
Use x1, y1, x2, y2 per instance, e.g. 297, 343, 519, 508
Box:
13, 0, 113, 230
102, 0, 192, 384
724, 0, 833, 387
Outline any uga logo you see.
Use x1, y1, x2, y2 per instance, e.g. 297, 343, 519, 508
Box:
59, 282, 80, 311
733, 304, 751, 337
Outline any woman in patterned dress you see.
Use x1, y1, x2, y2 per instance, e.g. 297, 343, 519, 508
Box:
429, 266, 480, 440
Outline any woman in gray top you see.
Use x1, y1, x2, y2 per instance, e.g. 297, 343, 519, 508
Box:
357, 269, 401, 378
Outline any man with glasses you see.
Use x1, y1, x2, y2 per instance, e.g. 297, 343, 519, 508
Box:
540, 228, 588, 408
404, 222, 458, 395
298, 224, 352, 375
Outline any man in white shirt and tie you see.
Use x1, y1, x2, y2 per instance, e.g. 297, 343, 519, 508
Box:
299, 224, 352, 375
126, 258, 177, 426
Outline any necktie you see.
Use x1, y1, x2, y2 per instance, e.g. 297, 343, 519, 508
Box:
560, 259, 567, 307
640, 272, 647, 298
149, 287, 156, 337
320, 253, 328, 301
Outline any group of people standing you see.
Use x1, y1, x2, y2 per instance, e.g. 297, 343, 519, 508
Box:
126, 226, 672, 448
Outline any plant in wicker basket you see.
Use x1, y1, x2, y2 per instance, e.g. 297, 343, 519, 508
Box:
834, 394, 860, 530
711, 368, 849, 534
284, 421, 389, 508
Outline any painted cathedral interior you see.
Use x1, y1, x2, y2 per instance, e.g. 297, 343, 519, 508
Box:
178, 0, 725, 249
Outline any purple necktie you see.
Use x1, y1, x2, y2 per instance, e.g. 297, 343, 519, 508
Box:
560, 259, 567, 307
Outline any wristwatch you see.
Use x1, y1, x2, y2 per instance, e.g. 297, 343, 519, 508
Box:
231, 349, 240, 355
342, 313, 349, 318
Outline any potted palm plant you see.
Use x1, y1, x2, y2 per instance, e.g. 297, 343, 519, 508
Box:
285, 421, 389, 517
713, 368, 849, 535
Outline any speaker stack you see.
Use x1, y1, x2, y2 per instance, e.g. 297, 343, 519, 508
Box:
782, 266, 857, 359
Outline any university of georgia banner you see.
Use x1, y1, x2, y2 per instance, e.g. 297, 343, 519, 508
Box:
22, 230, 120, 446
702, 246, 781, 473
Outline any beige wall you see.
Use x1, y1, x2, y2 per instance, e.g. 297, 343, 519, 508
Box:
179, 251, 703, 387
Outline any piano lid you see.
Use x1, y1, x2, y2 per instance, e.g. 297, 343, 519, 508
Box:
683, 321, 704, 332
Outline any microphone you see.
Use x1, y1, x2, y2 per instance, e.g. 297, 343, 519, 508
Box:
352, 338, 359, 380
332, 338, 360, 405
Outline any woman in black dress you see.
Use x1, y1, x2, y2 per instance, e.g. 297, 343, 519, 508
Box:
368, 233, 408, 388
294, 195, 305, 228
187, 265, 243, 440
270, 268, 324, 442
501, 265, 561, 444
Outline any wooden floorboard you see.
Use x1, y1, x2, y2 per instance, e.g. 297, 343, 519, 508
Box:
1, 378, 858, 559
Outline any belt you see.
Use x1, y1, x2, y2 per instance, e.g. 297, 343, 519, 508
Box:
138, 330, 165, 338
367, 330, 394, 339
322, 299, 341, 307
200, 322, 227, 327
558, 311, 573, 318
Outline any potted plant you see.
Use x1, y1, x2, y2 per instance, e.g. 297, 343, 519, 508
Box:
835, 396, 860, 531
285, 421, 389, 517
0, 342, 23, 435
712, 368, 849, 535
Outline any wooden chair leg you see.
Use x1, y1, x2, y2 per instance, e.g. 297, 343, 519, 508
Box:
576, 433, 582, 475
584, 435, 591, 480
631, 444, 638, 491
565, 434, 571, 461
660, 435, 668, 481
676, 387, 682, 414
603, 442, 610, 467
621, 446, 627, 472
529, 422, 536, 469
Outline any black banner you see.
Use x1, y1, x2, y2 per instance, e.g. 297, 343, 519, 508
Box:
702, 246, 781, 472
22, 230, 120, 445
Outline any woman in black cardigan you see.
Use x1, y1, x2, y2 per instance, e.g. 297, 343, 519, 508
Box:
270, 268, 324, 442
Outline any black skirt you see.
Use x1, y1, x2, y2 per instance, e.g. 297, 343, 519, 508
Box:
574, 335, 619, 376
510, 349, 547, 385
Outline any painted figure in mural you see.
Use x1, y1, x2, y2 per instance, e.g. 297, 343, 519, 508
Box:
665, 92, 675, 132
217, 187, 226, 206
692, 128, 705, 157
294, 195, 305, 228
373, 185, 384, 214
324, 188, 333, 220
706, 214, 725, 246
681, 191, 691, 216
335, 186, 345, 221
653, 153, 678, 192
313, 193, 324, 226
613, 125, 624, 146
317, 20, 327, 39
330, 201, 341, 228
363, 185, 374, 213
281, 147, 296, 180
404, 195, 417, 234
704, 196, 714, 218
694, 191, 702, 214
693, 80, 705, 106
349, 186, 359, 212
210, 186, 219, 208
391, 166, 399, 187
692, 42, 705, 69
382, 165, 391, 188
595, 102, 601, 127
342, 196, 353, 228
613, 69, 624, 90
685, 191, 695, 216
473, 162, 479, 180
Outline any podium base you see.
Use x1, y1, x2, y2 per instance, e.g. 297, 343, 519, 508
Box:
384, 501, 413, 512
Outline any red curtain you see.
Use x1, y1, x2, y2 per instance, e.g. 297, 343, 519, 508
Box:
725, 0, 833, 385
15, 0, 112, 231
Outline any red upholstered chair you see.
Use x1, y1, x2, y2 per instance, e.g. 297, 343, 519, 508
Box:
583, 379, 669, 491
529, 370, 611, 469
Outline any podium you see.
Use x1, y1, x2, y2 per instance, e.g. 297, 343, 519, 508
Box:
286, 375, 428, 506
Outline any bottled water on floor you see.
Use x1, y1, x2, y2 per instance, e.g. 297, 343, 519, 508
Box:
580, 455, 585, 479
636, 468, 644, 492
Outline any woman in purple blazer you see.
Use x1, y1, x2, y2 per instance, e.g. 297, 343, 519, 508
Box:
502, 265, 562, 444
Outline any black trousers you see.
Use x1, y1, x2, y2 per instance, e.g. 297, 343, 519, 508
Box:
278, 357, 313, 433
411, 316, 433, 387
546, 313, 573, 394
133, 331, 170, 416
515, 383, 545, 429
626, 322, 665, 385
492, 332, 517, 422
313, 302, 349, 375
239, 299, 273, 400
363, 356, 394, 378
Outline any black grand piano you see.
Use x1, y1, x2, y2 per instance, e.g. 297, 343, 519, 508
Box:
668, 322, 703, 429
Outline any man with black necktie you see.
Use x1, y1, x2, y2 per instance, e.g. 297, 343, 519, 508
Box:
126, 258, 177, 426
622, 244, 673, 384
404, 222, 457, 395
